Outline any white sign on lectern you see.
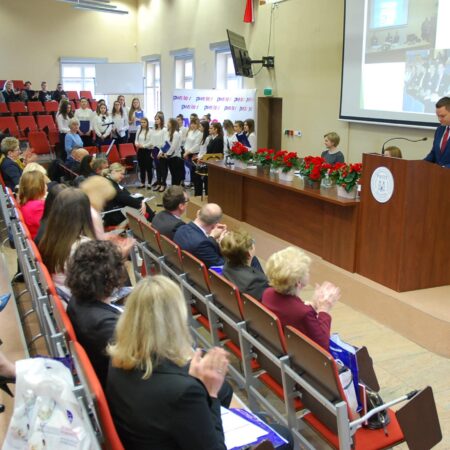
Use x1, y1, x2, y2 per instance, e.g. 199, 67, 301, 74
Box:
370, 167, 394, 203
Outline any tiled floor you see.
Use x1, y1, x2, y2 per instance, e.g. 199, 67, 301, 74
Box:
0, 188, 448, 448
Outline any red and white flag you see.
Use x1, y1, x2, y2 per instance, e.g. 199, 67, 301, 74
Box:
244, 0, 254, 23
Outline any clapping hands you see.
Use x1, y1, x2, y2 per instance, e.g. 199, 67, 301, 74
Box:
189, 347, 229, 398
209, 223, 227, 242
312, 281, 340, 313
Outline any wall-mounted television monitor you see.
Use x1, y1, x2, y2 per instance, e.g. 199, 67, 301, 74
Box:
227, 29, 253, 78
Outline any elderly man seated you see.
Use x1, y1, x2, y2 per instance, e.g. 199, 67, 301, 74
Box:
173, 203, 227, 268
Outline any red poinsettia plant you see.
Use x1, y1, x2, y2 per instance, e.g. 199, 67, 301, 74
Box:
254, 148, 275, 167
271, 150, 302, 173
230, 141, 253, 163
330, 162, 362, 192
299, 156, 331, 181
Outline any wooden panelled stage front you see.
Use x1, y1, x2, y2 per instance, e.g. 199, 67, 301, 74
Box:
207, 162, 359, 273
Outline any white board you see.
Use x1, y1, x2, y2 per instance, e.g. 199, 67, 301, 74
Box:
95, 63, 144, 94
172, 89, 256, 123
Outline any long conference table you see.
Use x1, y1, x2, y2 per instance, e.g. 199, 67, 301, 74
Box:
207, 161, 359, 273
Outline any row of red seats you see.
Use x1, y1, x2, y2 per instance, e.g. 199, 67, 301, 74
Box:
2, 187, 125, 450
0, 79, 26, 90
0, 99, 98, 116
85, 143, 137, 168
0, 114, 57, 138
1, 80, 93, 101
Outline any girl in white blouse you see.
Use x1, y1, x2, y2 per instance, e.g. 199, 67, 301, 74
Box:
183, 118, 202, 186
92, 103, 113, 149
244, 118, 257, 150
164, 118, 184, 187
135, 117, 154, 188
56, 100, 74, 159
117, 95, 129, 118
111, 100, 129, 144
150, 112, 167, 191
223, 119, 237, 155
74, 97, 94, 146
176, 114, 188, 147
128, 98, 144, 143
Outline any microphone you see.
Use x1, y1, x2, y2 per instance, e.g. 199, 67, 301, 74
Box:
381, 137, 427, 155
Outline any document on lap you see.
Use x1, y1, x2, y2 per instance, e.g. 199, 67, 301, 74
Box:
221, 407, 288, 449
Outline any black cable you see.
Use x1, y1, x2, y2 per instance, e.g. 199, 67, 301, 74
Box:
267, 4, 275, 55
254, 4, 275, 78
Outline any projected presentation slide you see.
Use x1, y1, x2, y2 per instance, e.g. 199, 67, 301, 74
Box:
341, 0, 450, 126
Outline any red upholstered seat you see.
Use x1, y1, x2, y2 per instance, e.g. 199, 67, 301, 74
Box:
303, 409, 404, 450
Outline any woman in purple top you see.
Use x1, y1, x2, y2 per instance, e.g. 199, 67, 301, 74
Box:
262, 246, 340, 351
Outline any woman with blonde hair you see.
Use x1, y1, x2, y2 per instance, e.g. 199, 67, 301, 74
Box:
80, 175, 115, 237
80, 175, 134, 256
384, 146, 403, 158
321, 131, 345, 164
22, 162, 50, 183
128, 97, 144, 143
262, 246, 340, 350
106, 275, 229, 450
18, 170, 47, 239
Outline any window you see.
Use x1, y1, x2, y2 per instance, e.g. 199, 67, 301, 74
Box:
145, 60, 161, 119
170, 49, 194, 90
216, 51, 243, 90
60, 58, 106, 99
174, 57, 194, 89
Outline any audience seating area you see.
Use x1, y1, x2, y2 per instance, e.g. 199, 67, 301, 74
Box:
0, 183, 442, 450
124, 212, 442, 450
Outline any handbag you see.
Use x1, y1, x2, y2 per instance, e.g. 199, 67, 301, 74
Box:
364, 388, 391, 430
329, 333, 362, 411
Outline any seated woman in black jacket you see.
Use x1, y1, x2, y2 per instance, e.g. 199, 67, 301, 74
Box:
66, 240, 127, 387
220, 229, 269, 301
103, 162, 155, 226
106, 275, 229, 450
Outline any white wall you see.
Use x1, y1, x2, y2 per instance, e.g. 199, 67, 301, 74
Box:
0, 0, 435, 162
136, 0, 434, 162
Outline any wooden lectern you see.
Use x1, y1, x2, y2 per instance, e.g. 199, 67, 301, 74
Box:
357, 153, 450, 291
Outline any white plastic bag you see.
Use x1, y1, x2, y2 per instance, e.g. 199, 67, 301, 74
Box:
338, 366, 359, 415
2, 358, 95, 450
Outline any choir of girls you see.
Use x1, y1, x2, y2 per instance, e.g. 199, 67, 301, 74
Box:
62, 94, 257, 192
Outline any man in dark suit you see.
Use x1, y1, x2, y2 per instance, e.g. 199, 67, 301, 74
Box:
152, 185, 188, 239
424, 96, 450, 168
174, 203, 227, 268
0, 137, 23, 190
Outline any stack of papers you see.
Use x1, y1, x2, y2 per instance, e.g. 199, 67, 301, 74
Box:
221, 407, 287, 449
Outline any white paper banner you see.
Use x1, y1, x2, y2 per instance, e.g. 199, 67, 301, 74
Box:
172, 89, 256, 123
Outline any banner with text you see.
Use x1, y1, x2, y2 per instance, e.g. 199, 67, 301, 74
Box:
172, 89, 256, 123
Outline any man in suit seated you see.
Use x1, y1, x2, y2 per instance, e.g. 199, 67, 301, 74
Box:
424, 96, 450, 168
174, 203, 227, 268
152, 185, 189, 240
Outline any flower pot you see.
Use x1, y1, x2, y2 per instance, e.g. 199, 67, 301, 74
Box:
233, 160, 246, 169
337, 185, 357, 199
257, 164, 271, 176
278, 170, 295, 182
304, 178, 321, 189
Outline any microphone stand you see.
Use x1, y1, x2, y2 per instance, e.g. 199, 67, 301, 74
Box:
381, 137, 427, 155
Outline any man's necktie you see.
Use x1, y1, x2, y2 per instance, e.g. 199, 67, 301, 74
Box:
441, 127, 449, 154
